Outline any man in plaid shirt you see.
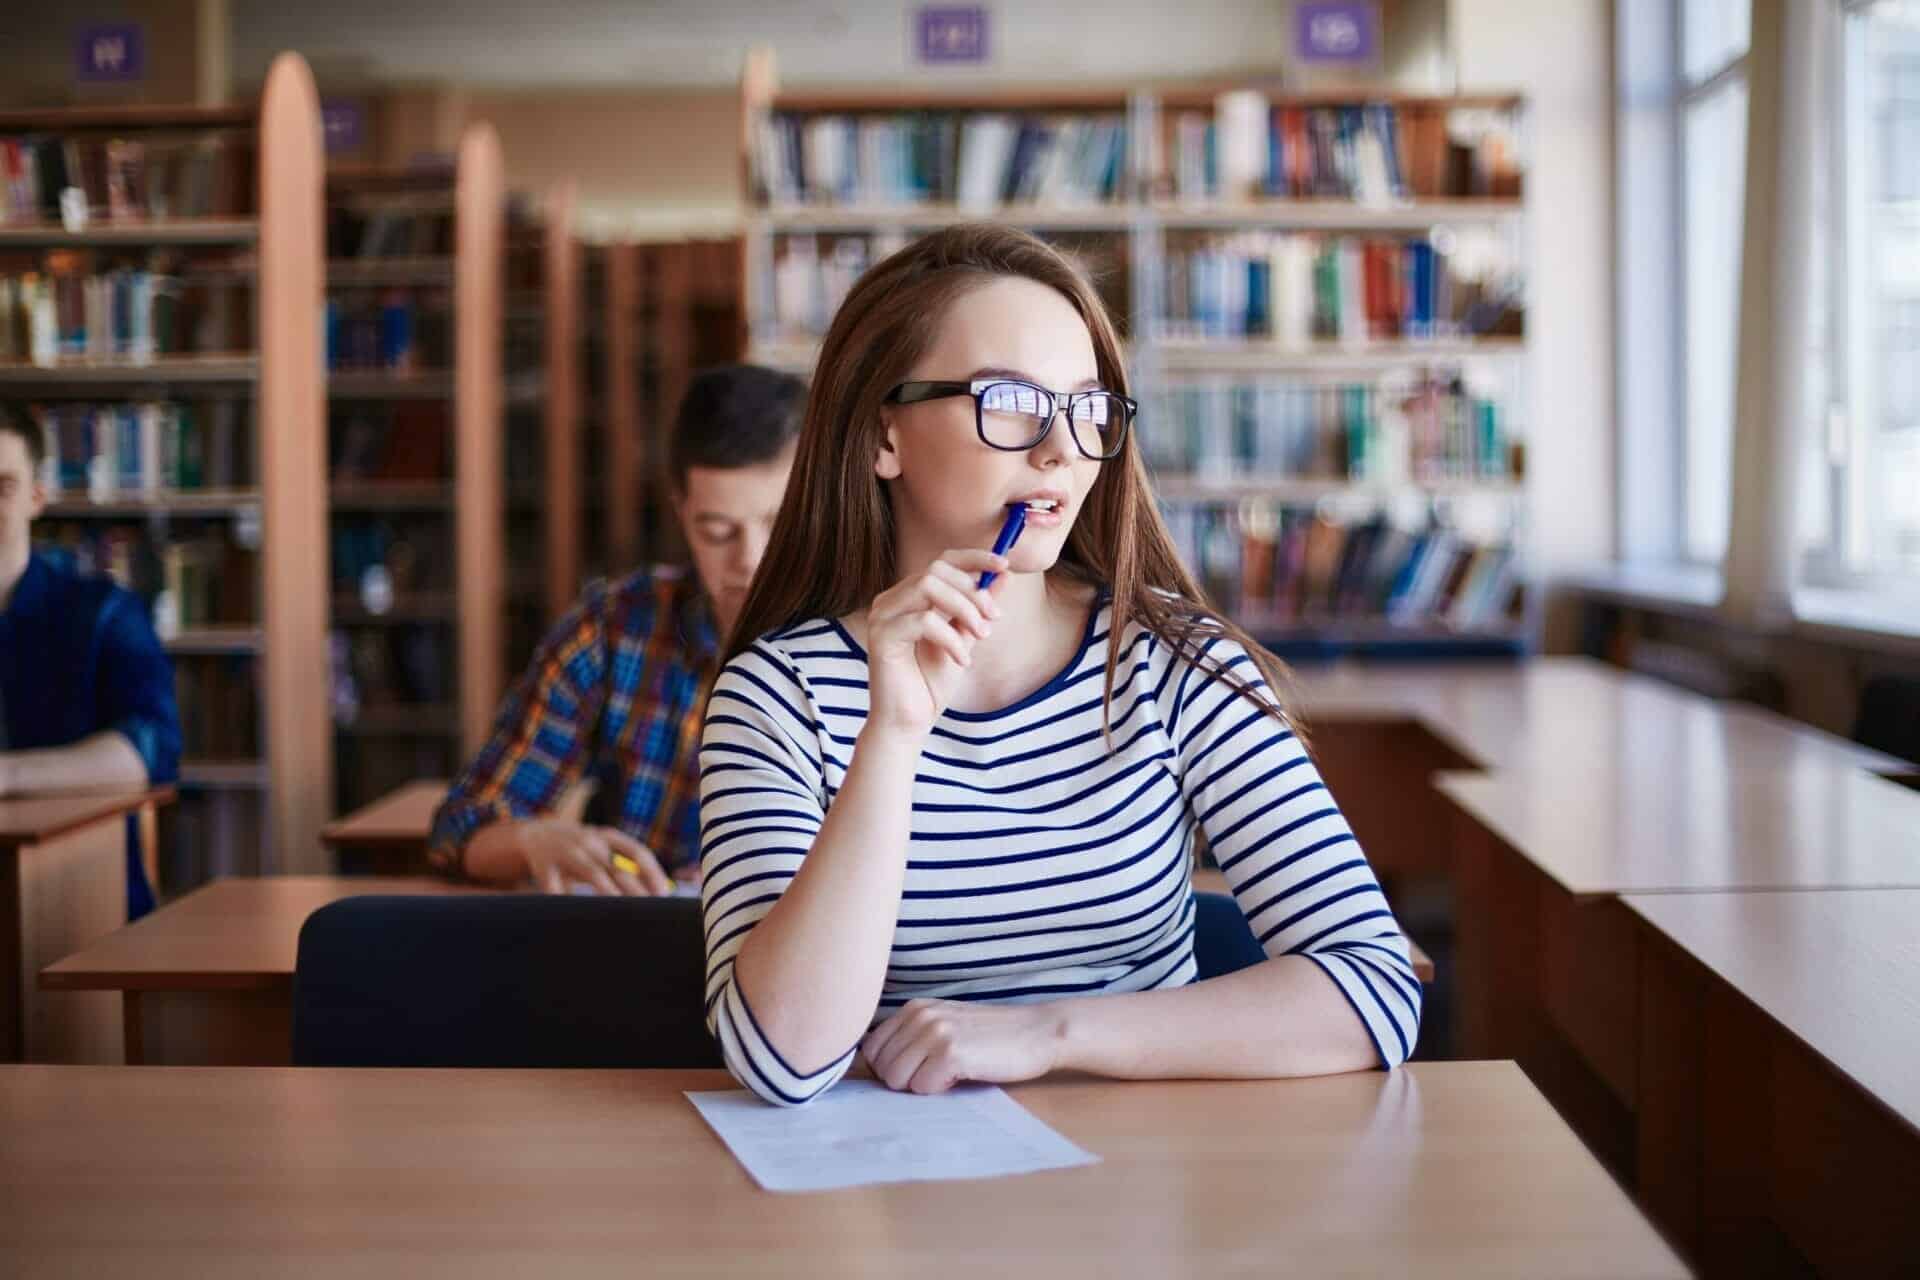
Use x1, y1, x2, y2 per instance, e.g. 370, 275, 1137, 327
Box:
429, 365, 804, 895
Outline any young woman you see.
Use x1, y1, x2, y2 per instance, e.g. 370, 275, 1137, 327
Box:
699, 224, 1420, 1106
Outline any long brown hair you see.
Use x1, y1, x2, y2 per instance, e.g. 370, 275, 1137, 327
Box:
723, 223, 1304, 740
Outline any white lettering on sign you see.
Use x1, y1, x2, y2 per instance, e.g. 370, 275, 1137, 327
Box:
1308, 14, 1362, 55
90, 36, 127, 73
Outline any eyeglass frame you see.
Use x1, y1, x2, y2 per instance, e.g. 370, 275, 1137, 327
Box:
884, 377, 1138, 461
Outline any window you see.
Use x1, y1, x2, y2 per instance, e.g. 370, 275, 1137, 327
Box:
1678, 0, 1751, 565
1828, 0, 1920, 585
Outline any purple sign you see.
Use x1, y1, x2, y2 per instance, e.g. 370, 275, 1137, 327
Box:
1295, 1, 1377, 63
74, 24, 146, 83
917, 6, 989, 64
321, 101, 365, 155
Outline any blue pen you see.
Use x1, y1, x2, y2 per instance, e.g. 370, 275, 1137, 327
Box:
979, 504, 1027, 590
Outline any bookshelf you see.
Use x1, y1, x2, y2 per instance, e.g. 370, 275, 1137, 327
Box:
739, 55, 1531, 658
580, 235, 746, 584
323, 124, 506, 813
3, 55, 332, 884
497, 181, 586, 671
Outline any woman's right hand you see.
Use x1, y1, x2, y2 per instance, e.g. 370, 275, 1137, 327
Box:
864, 549, 1006, 739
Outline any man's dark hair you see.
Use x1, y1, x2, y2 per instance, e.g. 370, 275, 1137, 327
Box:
667, 364, 806, 492
0, 407, 45, 474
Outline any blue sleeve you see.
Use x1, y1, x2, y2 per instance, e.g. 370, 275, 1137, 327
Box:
92, 590, 181, 784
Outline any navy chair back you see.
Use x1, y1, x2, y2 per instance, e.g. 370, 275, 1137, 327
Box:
1192, 889, 1267, 980
292, 894, 721, 1068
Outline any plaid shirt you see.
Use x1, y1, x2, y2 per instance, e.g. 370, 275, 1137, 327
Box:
429, 566, 718, 877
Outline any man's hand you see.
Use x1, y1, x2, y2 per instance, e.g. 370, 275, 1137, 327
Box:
467, 819, 673, 895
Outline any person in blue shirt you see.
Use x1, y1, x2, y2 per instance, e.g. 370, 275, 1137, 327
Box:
0, 409, 180, 917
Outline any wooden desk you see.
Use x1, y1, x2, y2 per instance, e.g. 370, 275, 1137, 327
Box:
1628, 890, 1920, 1274
1434, 765, 1920, 1182
40, 875, 486, 1065
1288, 658, 1906, 882
319, 778, 447, 873
1294, 657, 1903, 778
0, 787, 170, 1063
0, 1061, 1687, 1278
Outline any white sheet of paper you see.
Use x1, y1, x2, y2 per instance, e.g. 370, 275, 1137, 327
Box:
686, 1080, 1100, 1193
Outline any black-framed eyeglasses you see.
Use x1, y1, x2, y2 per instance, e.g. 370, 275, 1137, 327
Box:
885, 378, 1137, 461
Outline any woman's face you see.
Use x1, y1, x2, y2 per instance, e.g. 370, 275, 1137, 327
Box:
876, 276, 1108, 576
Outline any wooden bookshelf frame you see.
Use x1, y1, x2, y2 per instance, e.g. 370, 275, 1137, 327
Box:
3, 56, 334, 875
322, 123, 506, 809
257, 55, 333, 871
541, 182, 582, 624
452, 124, 506, 757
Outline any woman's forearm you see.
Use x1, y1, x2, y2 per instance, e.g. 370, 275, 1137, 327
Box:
729, 726, 924, 1073
1055, 955, 1381, 1080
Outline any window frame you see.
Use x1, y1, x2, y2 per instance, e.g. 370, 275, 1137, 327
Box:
1674, 0, 1752, 567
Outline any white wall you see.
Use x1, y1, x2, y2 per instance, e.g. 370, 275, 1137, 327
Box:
1452, 0, 1617, 618
231, 0, 1450, 91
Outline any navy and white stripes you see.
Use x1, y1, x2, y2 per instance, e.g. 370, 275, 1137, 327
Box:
699, 603, 1421, 1105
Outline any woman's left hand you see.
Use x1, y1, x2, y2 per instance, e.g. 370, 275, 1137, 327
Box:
860, 998, 1067, 1094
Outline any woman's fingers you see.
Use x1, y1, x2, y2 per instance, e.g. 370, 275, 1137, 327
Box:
918, 572, 995, 640
906, 1052, 961, 1095
860, 1010, 912, 1070
874, 1027, 937, 1093
925, 561, 1002, 630
910, 611, 975, 669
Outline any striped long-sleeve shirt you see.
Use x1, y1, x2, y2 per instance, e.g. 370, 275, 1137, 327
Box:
698, 600, 1422, 1106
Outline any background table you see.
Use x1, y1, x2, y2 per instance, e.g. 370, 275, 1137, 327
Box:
319, 779, 448, 874
40, 875, 486, 1064
0, 1061, 1686, 1279
0, 787, 171, 1063
1628, 888, 1920, 1274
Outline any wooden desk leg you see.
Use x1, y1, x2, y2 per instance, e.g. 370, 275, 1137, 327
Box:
138, 803, 160, 900
123, 989, 294, 1066
10, 823, 126, 1063
1636, 926, 1708, 1264
1450, 809, 1542, 1063
1691, 982, 1920, 1276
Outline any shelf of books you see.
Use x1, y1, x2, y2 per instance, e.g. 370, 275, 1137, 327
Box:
4, 55, 333, 884
740, 51, 1530, 659
323, 123, 506, 813
579, 235, 746, 586
498, 183, 580, 673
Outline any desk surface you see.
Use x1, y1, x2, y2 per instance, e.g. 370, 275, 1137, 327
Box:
0, 786, 172, 851
0, 1060, 1685, 1279
40, 875, 485, 992
1436, 764, 1920, 897
1292, 657, 1904, 778
1626, 889, 1920, 1137
318, 779, 447, 846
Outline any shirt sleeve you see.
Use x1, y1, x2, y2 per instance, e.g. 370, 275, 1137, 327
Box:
427, 585, 614, 876
92, 589, 181, 784
1168, 634, 1422, 1069
698, 640, 842, 1107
